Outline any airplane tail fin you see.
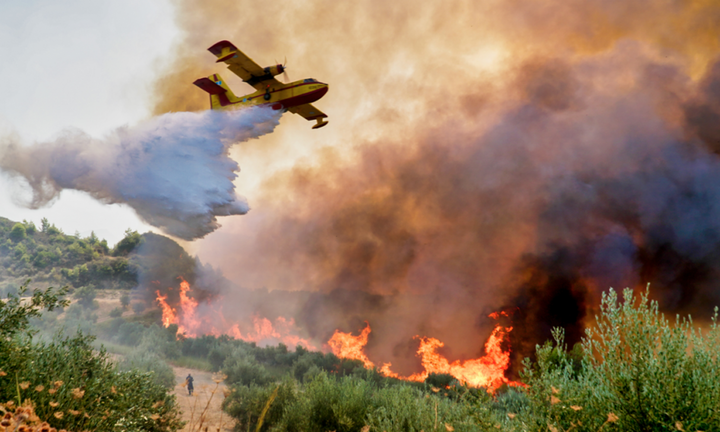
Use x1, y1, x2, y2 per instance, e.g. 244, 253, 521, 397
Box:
193, 73, 239, 109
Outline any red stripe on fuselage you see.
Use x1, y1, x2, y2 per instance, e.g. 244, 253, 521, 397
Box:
214, 82, 327, 108
270, 86, 328, 109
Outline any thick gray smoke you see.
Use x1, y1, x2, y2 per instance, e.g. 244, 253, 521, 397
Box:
0, 107, 281, 240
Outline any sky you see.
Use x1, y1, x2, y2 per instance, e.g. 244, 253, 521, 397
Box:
0, 0, 177, 244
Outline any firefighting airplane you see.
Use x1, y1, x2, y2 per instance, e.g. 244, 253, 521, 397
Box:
193, 40, 329, 129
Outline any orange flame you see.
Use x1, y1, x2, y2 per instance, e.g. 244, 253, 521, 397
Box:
328, 315, 521, 392
155, 290, 176, 327
327, 322, 374, 368
176, 278, 199, 336
227, 316, 316, 349
154, 278, 315, 349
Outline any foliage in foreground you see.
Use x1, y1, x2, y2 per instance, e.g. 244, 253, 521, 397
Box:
223, 372, 515, 432
0, 282, 183, 431
218, 287, 720, 432
522, 287, 720, 432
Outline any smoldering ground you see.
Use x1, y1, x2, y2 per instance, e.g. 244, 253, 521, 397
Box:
139, 0, 720, 375
0, 108, 281, 240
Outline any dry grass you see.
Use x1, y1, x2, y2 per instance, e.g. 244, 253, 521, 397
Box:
173, 367, 233, 432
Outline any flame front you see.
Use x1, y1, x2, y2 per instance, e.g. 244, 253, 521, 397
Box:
327, 322, 374, 368
154, 278, 315, 349
329, 317, 519, 392
155, 290, 176, 327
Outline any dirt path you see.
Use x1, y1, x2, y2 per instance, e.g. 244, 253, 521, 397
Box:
172, 366, 234, 432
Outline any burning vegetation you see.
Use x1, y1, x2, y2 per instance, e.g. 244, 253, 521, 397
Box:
155, 278, 315, 349
155, 276, 520, 390
328, 320, 520, 392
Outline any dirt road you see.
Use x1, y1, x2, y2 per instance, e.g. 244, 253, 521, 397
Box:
172, 366, 234, 432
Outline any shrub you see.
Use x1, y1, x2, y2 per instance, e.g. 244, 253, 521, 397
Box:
110, 306, 124, 318
223, 379, 298, 432
117, 321, 146, 346
223, 353, 274, 387
120, 292, 130, 309
285, 372, 375, 432
132, 301, 147, 314
365, 384, 498, 432
9, 222, 26, 242
65, 303, 83, 320
74, 285, 97, 309
24, 220, 36, 235
113, 229, 143, 256
521, 287, 720, 432
0, 282, 182, 431
138, 324, 181, 359
119, 350, 177, 389
425, 372, 457, 388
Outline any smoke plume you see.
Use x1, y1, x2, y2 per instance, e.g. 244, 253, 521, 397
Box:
0, 108, 280, 240
139, 0, 720, 375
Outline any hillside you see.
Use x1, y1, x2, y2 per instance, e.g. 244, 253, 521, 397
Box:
0, 217, 200, 298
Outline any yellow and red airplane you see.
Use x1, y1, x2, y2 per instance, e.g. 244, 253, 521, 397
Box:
193, 40, 329, 129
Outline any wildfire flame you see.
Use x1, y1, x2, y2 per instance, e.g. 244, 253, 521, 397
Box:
155, 278, 315, 349
227, 316, 315, 349
327, 322, 374, 368
155, 291, 176, 328
328, 316, 520, 392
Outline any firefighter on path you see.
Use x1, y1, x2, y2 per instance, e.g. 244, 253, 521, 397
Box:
186, 373, 194, 396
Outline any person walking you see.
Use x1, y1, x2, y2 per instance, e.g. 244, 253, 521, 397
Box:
186, 373, 194, 396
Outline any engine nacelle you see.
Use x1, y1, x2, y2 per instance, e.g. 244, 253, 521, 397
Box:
263, 64, 285, 77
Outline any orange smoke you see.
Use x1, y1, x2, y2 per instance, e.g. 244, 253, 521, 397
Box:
155, 278, 315, 349
328, 315, 520, 391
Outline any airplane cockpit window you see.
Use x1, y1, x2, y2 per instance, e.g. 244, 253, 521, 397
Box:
304, 78, 317, 83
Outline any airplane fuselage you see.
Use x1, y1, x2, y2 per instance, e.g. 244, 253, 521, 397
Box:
208, 74, 328, 112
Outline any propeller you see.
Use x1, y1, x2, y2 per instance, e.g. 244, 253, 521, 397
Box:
277, 57, 290, 82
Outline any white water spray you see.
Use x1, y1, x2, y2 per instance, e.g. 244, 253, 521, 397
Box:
0, 107, 281, 240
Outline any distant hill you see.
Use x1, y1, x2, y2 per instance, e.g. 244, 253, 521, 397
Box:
0, 216, 197, 297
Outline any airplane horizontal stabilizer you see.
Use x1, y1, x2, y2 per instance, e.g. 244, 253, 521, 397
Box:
193, 78, 226, 95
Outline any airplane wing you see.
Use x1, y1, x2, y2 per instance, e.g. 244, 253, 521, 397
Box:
288, 103, 329, 129
208, 40, 283, 91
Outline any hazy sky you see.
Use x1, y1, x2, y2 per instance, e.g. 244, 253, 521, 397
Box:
0, 0, 177, 245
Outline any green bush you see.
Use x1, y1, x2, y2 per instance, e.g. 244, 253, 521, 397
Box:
365, 384, 498, 432
113, 229, 143, 256
74, 284, 97, 309
521, 287, 720, 432
132, 301, 147, 314
24, 220, 36, 235
425, 372, 457, 388
138, 324, 181, 359
109, 306, 124, 318
117, 321, 146, 346
0, 282, 183, 431
9, 222, 27, 242
224, 379, 298, 432
119, 350, 177, 389
284, 372, 375, 432
223, 351, 274, 387
120, 292, 130, 309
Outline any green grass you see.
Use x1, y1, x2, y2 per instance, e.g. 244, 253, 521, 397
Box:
125, 308, 163, 326
94, 339, 135, 356
169, 355, 214, 371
